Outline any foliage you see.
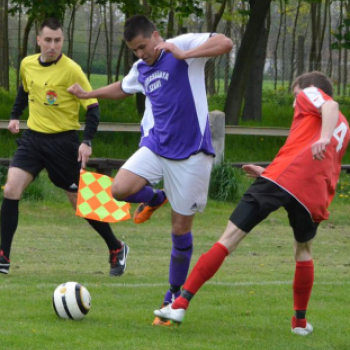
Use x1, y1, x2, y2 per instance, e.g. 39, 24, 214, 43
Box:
209, 162, 247, 202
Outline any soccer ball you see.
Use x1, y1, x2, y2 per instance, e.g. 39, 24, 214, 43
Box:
52, 282, 91, 320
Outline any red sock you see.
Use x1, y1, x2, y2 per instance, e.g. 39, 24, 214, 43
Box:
177, 242, 228, 301
291, 316, 307, 328
172, 296, 189, 310
293, 260, 314, 318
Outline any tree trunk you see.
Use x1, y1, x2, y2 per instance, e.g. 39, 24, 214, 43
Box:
87, 1, 94, 80
315, 0, 329, 71
115, 40, 125, 81
22, 15, 35, 61
224, 0, 233, 93
337, 0, 343, 95
297, 35, 305, 76
326, 1, 333, 77
167, 0, 175, 38
103, 4, 112, 84
273, 0, 284, 90
288, 1, 301, 91
16, 6, 22, 88
108, 2, 114, 85
224, 0, 272, 125
67, 3, 77, 59
205, 1, 216, 96
242, 10, 269, 122
0, 0, 9, 90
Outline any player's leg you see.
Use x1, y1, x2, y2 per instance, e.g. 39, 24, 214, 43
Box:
288, 201, 318, 336
154, 178, 285, 324
1, 131, 44, 274
112, 147, 167, 224
152, 152, 213, 326
0, 167, 34, 274
65, 191, 128, 276
43, 131, 128, 276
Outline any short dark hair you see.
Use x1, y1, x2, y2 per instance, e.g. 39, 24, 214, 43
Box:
39, 18, 63, 33
292, 71, 333, 97
123, 15, 156, 42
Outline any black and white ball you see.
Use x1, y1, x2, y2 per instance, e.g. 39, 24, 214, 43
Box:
53, 282, 91, 320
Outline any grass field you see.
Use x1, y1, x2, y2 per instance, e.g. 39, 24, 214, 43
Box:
1, 173, 350, 350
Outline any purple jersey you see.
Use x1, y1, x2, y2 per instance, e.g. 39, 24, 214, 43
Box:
121, 33, 215, 160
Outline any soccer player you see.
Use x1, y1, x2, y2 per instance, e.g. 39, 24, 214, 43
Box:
154, 71, 350, 335
68, 15, 233, 325
0, 18, 128, 277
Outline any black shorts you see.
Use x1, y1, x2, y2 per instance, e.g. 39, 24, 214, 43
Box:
10, 129, 81, 192
230, 177, 318, 243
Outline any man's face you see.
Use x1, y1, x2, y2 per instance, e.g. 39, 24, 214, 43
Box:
126, 32, 162, 66
293, 85, 303, 108
37, 27, 64, 62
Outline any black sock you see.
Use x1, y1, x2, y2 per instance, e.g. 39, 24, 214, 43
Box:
181, 289, 194, 302
0, 198, 20, 259
170, 284, 181, 294
295, 310, 306, 319
85, 219, 121, 251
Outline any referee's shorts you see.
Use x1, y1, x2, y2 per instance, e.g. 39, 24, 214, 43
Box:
10, 129, 81, 192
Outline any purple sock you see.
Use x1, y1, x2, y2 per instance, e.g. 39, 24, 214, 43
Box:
148, 190, 166, 206
163, 290, 181, 305
168, 232, 193, 287
124, 186, 155, 203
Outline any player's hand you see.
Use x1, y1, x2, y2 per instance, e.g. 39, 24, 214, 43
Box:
242, 164, 265, 178
67, 83, 89, 99
311, 137, 330, 161
8, 119, 20, 134
154, 42, 186, 60
78, 143, 92, 169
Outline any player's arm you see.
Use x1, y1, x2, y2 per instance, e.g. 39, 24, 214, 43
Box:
78, 104, 100, 169
154, 34, 233, 60
312, 100, 339, 160
68, 81, 131, 100
8, 84, 28, 134
242, 164, 265, 178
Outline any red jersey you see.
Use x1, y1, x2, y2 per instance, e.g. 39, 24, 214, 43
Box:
262, 87, 350, 222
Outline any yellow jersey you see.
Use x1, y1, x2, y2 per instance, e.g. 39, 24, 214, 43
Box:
20, 53, 98, 133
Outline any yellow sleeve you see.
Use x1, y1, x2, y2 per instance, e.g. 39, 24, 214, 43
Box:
20, 61, 28, 92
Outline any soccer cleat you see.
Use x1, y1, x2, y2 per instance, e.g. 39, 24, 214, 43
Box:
133, 196, 168, 224
291, 316, 313, 336
152, 316, 173, 327
0, 251, 10, 274
154, 303, 186, 324
109, 243, 129, 276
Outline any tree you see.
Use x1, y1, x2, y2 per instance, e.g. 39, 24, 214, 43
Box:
224, 0, 272, 125
0, 0, 9, 90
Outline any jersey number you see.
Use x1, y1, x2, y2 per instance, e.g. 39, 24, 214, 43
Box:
333, 122, 348, 152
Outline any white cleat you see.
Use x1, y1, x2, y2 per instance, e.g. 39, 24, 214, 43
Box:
154, 304, 186, 324
291, 322, 313, 336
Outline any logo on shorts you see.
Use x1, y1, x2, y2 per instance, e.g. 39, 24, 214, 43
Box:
190, 203, 198, 211
45, 90, 58, 106
69, 183, 78, 190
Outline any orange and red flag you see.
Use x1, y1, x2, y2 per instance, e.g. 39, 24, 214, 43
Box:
76, 170, 130, 223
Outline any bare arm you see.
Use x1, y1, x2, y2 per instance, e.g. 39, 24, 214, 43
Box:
242, 164, 265, 178
312, 100, 339, 160
154, 34, 233, 60
67, 81, 131, 100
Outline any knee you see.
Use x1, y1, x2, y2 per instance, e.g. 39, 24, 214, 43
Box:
3, 183, 22, 199
111, 183, 128, 201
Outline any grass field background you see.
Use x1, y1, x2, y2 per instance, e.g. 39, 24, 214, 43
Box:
0, 172, 350, 350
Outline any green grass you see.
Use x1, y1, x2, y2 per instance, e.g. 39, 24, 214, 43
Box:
1, 172, 350, 349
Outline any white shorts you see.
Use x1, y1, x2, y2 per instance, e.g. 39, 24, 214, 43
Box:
122, 147, 213, 216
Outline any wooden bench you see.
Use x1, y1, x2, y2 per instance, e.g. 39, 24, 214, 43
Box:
1, 157, 350, 176
0, 157, 125, 176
